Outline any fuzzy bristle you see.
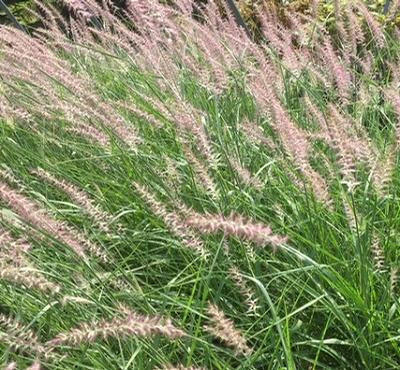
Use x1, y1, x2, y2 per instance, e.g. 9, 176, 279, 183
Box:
205, 303, 252, 356
371, 235, 386, 273
228, 267, 259, 315
185, 212, 287, 251
46, 305, 186, 348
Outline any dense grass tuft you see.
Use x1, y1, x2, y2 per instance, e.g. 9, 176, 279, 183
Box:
1, 1, 400, 369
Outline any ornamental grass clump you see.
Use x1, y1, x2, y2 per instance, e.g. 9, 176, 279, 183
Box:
1, 0, 400, 369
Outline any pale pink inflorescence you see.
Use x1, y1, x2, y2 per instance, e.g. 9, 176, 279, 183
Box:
174, 103, 219, 171
46, 305, 186, 348
310, 0, 320, 17
160, 365, 206, 370
371, 234, 386, 273
241, 119, 276, 151
306, 99, 378, 191
133, 183, 207, 256
249, 82, 331, 204
228, 156, 263, 191
345, 2, 366, 48
0, 181, 107, 262
320, 38, 352, 101
0, 314, 47, 357
327, 105, 377, 181
116, 101, 164, 129
388, 0, 400, 19
371, 146, 397, 197
32, 168, 113, 234
184, 212, 287, 251
26, 361, 42, 370
229, 267, 259, 315
63, 0, 95, 21
65, 124, 110, 147
182, 145, 219, 200
0, 26, 139, 151
0, 166, 26, 189
0, 265, 60, 295
205, 303, 252, 356
354, 1, 385, 48
4, 363, 17, 370
0, 225, 61, 294
343, 198, 357, 233
162, 156, 182, 190
0, 226, 31, 260
390, 267, 399, 296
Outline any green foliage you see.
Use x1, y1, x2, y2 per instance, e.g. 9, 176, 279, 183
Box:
1, 1, 400, 369
0, 0, 37, 27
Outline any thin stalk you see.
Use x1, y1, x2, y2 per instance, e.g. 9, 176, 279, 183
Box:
247, 275, 296, 370
0, 0, 26, 33
383, 0, 392, 14
224, 0, 252, 40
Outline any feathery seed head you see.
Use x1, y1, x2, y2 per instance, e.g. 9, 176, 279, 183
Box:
185, 212, 287, 251
205, 303, 252, 356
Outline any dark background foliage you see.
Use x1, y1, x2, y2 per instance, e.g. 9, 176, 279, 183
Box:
0, 1, 395, 30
